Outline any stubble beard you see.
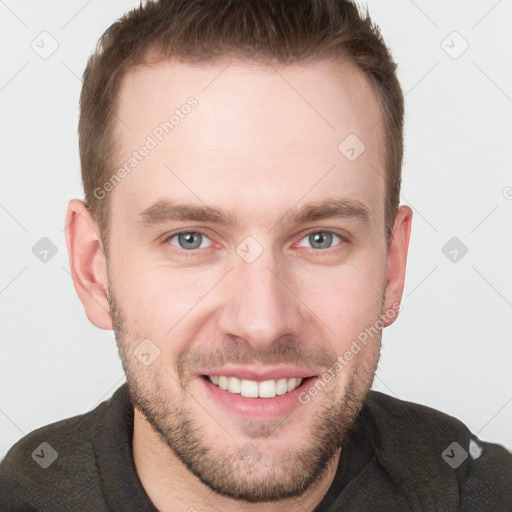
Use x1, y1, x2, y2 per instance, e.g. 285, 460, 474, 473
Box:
107, 288, 381, 503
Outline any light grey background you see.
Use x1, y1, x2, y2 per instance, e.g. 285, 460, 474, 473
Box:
1, 0, 511, 459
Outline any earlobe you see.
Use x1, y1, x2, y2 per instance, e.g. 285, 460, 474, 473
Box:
383, 206, 413, 327
64, 199, 113, 330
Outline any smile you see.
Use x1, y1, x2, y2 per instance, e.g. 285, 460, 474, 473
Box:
206, 375, 304, 398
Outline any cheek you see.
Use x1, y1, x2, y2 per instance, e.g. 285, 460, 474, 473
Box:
109, 232, 386, 354
110, 256, 211, 351
294, 256, 386, 345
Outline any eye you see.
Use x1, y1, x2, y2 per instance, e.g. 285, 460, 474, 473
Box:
167, 231, 212, 251
163, 229, 344, 254
296, 231, 343, 250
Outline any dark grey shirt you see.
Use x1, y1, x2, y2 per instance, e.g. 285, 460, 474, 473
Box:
1, 384, 511, 511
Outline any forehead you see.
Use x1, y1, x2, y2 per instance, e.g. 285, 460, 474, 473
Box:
110, 57, 386, 230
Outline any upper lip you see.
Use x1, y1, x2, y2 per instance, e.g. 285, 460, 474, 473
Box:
198, 365, 318, 382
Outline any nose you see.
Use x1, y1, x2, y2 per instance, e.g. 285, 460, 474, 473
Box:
217, 247, 304, 353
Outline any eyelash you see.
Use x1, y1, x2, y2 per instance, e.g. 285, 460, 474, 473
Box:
162, 228, 347, 256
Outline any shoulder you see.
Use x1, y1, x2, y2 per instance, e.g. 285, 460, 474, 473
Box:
363, 390, 512, 509
0, 397, 111, 511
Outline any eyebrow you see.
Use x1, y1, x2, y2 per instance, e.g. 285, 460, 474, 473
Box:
137, 197, 370, 229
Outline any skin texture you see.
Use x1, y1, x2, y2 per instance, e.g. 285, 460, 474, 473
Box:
65, 57, 412, 511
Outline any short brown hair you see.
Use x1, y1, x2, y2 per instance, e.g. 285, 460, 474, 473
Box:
79, 0, 404, 245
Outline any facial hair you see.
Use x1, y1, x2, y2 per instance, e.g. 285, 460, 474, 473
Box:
107, 285, 382, 503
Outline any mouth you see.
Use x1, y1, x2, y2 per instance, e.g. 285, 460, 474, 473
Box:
203, 375, 306, 398
198, 373, 317, 420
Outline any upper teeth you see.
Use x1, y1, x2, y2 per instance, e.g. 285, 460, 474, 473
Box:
208, 376, 304, 398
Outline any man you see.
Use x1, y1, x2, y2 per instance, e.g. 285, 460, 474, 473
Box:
1, 0, 511, 510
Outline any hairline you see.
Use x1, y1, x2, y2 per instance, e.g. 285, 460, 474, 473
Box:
97, 52, 393, 255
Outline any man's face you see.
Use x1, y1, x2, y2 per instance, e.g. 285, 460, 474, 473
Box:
106, 57, 391, 501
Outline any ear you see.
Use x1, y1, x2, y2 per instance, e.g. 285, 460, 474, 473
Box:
382, 205, 413, 327
64, 199, 113, 330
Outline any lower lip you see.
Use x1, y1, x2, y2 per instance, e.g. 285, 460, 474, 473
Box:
198, 376, 316, 420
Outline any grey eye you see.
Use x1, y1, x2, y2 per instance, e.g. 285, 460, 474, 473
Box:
170, 232, 210, 250
297, 231, 341, 250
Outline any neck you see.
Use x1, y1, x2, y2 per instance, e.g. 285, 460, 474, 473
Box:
132, 408, 341, 512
